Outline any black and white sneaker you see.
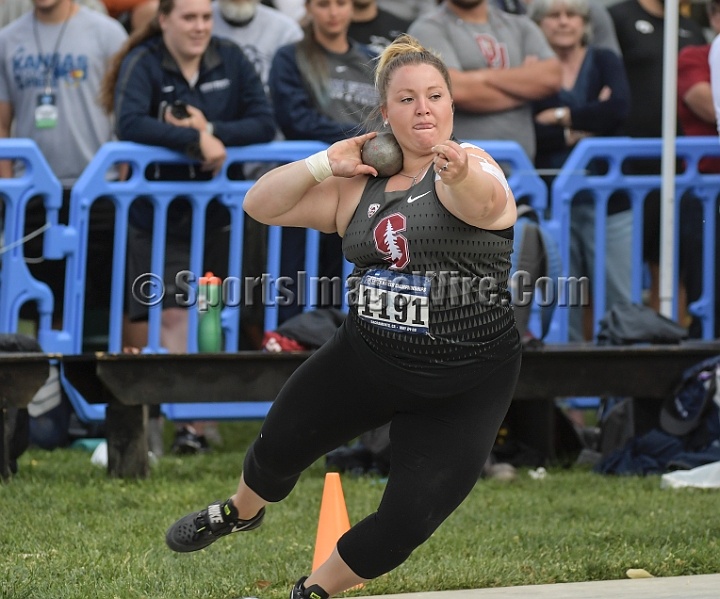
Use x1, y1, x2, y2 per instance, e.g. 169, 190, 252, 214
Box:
165, 499, 265, 553
290, 577, 329, 599
171, 426, 211, 455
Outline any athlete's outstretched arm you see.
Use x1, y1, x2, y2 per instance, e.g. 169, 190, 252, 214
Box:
244, 133, 378, 233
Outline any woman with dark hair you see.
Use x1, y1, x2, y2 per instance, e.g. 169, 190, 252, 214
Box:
166, 34, 521, 599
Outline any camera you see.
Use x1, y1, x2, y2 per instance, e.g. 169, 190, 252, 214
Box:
170, 100, 190, 119
160, 100, 191, 121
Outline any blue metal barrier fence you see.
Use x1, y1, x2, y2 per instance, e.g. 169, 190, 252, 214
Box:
171, 140, 548, 420
9, 137, 718, 423
0, 140, 64, 350
551, 136, 720, 341
62, 141, 330, 421
62, 139, 547, 422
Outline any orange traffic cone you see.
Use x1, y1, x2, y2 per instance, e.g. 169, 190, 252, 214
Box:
312, 473, 351, 572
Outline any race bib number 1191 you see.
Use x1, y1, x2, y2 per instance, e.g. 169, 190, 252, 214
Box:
358, 269, 431, 335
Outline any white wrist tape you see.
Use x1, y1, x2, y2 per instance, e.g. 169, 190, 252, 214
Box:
305, 150, 332, 182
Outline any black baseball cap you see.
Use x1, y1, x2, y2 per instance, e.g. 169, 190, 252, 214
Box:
660, 373, 714, 436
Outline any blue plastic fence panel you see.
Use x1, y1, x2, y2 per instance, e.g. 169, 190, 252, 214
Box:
162, 401, 274, 421
60, 140, 328, 423
167, 142, 547, 420
169, 157, 331, 419
676, 137, 720, 339
551, 136, 720, 341
0, 139, 68, 352
169, 141, 547, 420
262, 226, 323, 332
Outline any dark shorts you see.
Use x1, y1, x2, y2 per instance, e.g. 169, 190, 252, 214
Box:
125, 224, 229, 322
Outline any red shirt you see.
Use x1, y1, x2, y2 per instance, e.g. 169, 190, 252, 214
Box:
677, 44, 720, 173
101, 0, 149, 18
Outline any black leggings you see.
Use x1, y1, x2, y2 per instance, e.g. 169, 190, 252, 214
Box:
243, 320, 521, 580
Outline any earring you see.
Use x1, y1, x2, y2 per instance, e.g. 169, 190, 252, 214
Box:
383, 119, 388, 127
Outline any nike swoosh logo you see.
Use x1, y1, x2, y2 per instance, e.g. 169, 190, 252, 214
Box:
407, 191, 431, 203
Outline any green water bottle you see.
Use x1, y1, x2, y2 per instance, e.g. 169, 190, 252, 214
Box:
198, 272, 223, 352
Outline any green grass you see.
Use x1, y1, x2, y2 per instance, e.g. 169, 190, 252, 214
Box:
1, 421, 719, 599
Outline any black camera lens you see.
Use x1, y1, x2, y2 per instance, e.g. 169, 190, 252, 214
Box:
170, 101, 190, 119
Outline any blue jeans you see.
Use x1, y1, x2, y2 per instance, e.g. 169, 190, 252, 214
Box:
569, 202, 633, 341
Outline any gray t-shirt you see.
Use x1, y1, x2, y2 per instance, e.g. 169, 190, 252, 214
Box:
0, 7, 127, 186
211, 2, 303, 90
377, 0, 437, 21
408, 4, 556, 160
320, 45, 380, 127
211, 4, 302, 177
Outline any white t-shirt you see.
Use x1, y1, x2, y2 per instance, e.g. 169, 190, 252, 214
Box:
211, 2, 303, 90
269, 0, 305, 22
0, 7, 127, 186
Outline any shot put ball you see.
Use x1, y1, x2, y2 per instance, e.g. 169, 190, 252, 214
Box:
361, 131, 404, 177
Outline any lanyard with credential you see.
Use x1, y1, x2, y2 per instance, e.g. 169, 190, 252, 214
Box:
32, 9, 71, 129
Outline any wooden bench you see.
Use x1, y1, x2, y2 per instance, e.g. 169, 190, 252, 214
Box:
4, 342, 720, 479
63, 352, 310, 478
0, 353, 52, 480
66, 342, 720, 478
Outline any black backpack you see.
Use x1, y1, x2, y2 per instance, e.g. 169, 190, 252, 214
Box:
597, 302, 688, 345
0, 333, 43, 474
510, 205, 561, 342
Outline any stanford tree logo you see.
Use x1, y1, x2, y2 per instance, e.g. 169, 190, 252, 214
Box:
373, 213, 409, 270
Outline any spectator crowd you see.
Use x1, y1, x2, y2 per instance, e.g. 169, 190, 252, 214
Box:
2, 0, 720, 451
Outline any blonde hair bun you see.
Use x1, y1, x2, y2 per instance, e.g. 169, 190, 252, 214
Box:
375, 35, 428, 88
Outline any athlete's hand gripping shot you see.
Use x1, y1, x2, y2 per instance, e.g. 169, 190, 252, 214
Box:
166, 34, 522, 599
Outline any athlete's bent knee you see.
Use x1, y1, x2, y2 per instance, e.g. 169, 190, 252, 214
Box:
242, 442, 301, 502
